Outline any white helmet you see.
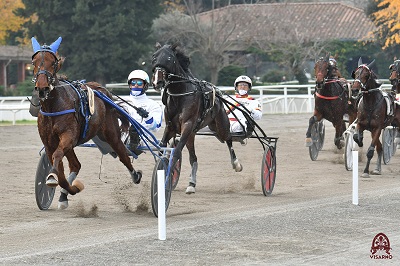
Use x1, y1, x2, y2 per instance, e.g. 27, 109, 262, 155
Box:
234, 75, 252, 92
127, 70, 150, 91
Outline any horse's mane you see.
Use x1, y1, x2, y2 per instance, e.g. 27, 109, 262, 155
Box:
367, 70, 382, 88
175, 47, 190, 72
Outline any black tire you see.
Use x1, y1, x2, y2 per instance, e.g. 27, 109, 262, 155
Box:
344, 132, 354, 171
35, 152, 55, 210
383, 127, 396, 165
309, 121, 323, 161
261, 145, 277, 196
151, 158, 173, 217
169, 139, 182, 190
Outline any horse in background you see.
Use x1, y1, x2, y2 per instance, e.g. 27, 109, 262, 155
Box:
151, 43, 242, 194
388, 58, 400, 146
31, 37, 142, 209
305, 53, 356, 150
352, 58, 396, 177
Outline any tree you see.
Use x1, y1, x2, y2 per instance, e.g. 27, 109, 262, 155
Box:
19, 0, 163, 85
152, 0, 253, 84
371, 0, 400, 49
0, 0, 27, 44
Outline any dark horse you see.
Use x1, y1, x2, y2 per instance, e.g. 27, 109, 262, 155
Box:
31, 37, 141, 209
151, 43, 242, 194
388, 59, 400, 146
305, 53, 356, 149
352, 58, 396, 178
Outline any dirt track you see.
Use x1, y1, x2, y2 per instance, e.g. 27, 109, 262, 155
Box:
1, 113, 400, 265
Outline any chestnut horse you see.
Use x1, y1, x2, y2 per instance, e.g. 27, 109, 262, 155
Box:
305, 54, 356, 150
31, 37, 141, 209
151, 43, 242, 194
352, 58, 396, 177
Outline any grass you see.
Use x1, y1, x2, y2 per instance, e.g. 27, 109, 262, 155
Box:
0, 120, 37, 126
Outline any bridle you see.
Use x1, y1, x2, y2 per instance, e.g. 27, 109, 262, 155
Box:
352, 65, 371, 92
32, 48, 59, 99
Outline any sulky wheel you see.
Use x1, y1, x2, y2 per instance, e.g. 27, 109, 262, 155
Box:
344, 132, 354, 171
35, 152, 55, 210
382, 127, 396, 165
309, 120, 324, 161
261, 144, 277, 196
151, 157, 173, 217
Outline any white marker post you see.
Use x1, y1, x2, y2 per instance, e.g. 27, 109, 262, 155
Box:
352, 150, 359, 205
157, 170, 166, 240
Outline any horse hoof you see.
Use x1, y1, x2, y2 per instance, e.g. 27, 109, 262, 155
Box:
72, 179, 85, 192
371, 170, 381, 175
46, 175, 58, 187
185, 186, 196, 194
305, 138, 312, 147
131, 170, 142, 184
232, 159, 243, 172
361, 173, 370, 178
235, 163, 243, 172
58, 200, 68, 210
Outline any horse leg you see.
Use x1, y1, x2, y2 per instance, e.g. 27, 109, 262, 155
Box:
46, 137, 84, 195
353, 128, 364, 147
107, 136, 142, 184
362, 144, 375, 178
305, 115, 317, 147
395, 129, 400, 149
227, 139, 243, 172
372, 135, 383, 175
333, 120, 346, 149
184, 133, 198, 194
58, 150, 81, 209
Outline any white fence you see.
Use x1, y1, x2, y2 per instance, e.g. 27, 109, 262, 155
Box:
0, 82, 393, 124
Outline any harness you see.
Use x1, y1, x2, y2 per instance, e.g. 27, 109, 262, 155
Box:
160, 71, 217, 131
315, 79, 347, 100
39, 80, 92, 143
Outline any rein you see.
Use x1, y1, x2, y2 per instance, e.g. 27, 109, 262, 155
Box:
164, 73, 203, 97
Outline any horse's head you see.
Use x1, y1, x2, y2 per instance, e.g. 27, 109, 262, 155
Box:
151, 42, 188, 92
314, 53, 338, 88
31, 37, 65, 100
351, 57, 380, 93
314, 54, 329, 87
389, 59, 400, 87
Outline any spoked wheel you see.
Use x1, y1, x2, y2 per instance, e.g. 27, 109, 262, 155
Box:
261, 145, 277, 196
382, 127, 396, 165
151, 158, 173, 217
309, 120, 325, 161
35, 152, 55, 210
169, 138, 182, 190
344, 132, 354, 171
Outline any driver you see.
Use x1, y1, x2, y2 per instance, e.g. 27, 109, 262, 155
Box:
122, 70, 163, 155
225, 75, 262, 133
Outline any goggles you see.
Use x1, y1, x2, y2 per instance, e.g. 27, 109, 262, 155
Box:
130, 80, 144, 86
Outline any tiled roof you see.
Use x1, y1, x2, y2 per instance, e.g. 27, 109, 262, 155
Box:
0, 45, 32, 61
198, 2, 376, 43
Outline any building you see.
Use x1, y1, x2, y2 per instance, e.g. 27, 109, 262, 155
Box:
0, 45, 32, 90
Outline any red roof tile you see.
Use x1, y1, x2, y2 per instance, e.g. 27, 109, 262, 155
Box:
198, 2, 376, 43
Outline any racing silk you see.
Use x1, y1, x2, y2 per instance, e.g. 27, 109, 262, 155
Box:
225, 94, 262, 133
124, 93, 163, 131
